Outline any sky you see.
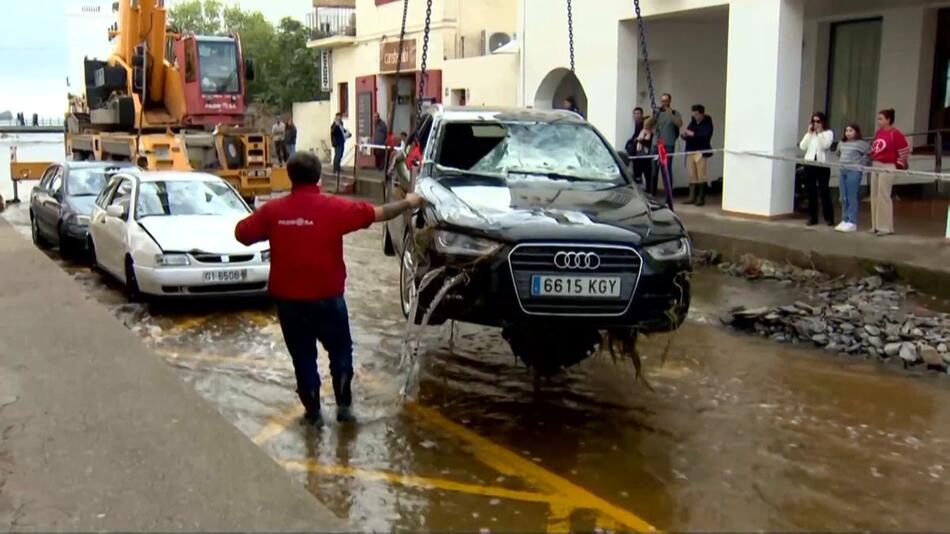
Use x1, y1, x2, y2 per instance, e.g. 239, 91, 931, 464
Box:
0, 0, 311, 117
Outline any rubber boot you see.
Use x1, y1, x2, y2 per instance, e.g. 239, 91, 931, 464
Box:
332, 372, 356, 423
683, 184, 697, 205
297, 389, 323, 426
695, 183, 707, 207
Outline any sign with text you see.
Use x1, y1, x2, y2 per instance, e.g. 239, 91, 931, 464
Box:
379, 39, 416, 73
320, 49, 332, 92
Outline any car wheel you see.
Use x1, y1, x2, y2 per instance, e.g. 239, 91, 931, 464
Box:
382, 224, 395, 256
30, 212, 49, 249
125, 255, 143, 303
399, 233, 415, 318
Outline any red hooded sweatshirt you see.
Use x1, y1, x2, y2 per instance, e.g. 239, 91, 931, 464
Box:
871, 127, 910, 169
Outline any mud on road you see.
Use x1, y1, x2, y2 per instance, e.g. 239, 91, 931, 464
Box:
4, 202, 950, 531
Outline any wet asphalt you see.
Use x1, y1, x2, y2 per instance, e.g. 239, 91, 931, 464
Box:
4, 202, 950, 531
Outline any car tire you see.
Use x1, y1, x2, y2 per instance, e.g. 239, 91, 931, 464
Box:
124, 255, 143, 303
382, 224, 395, 256
398, 233, 415, 319
30, 212, 49, 249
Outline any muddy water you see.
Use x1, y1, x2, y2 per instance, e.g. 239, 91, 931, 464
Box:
4, 201, 950, 531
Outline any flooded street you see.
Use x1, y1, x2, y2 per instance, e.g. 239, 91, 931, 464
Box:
4, 200, 950, 531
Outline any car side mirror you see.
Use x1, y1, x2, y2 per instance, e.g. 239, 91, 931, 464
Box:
106, 205, 125, 219
52, 189, 63, 201
244, 58, 255, 82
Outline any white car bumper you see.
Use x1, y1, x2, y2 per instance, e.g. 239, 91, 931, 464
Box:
134, 263, 270, 297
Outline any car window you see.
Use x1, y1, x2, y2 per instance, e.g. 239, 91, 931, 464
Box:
136, 180, 249, 218
96, 176, 121, 208
48, 169, 64, 193
438, 121, 625, 184
38, 166, 58, 189
108, 178, 134, 220
67, 168, 113, 197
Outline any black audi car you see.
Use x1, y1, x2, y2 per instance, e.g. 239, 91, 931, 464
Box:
30, 161, 134, 257
383, 106, 691, 372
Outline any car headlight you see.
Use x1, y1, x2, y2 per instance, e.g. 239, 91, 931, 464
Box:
155, 253, 191, 267
644, 238, 690, 261
67, 214, 90, 225
433, 230, 501, 257
261, 249, 271, 263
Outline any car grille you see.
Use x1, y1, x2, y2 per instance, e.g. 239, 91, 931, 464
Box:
508, 244, 642, 316
192, 253, 255, 264
162, 282, 267, 294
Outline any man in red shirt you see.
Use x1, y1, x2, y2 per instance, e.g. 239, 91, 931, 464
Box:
235, 152, 423, 424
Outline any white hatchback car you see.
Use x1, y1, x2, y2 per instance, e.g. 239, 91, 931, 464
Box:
88, 170, 269, 300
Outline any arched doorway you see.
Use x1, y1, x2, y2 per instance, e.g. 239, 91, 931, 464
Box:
533, 67, 588, 116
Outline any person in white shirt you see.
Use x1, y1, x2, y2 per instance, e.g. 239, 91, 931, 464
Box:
272, 119, 287, 164
799, 112, 835, 226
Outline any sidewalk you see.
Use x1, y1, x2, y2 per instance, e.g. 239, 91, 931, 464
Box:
677, 204, 950, 298
0, 219, 346, 531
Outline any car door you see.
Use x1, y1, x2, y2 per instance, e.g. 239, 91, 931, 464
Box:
96, 177, 135, 276
389, 115, 434, 254
31, 166, 55, 237
38, 166, 64, 240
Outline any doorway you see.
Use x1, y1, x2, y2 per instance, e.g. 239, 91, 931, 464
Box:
826, 19, 882, 137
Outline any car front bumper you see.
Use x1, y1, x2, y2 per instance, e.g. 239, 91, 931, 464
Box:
134, 263, 270, 297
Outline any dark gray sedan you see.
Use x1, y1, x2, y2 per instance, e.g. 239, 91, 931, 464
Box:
30, 161, 134, 257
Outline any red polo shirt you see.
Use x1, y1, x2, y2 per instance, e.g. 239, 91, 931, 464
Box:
235, 185, 376, 300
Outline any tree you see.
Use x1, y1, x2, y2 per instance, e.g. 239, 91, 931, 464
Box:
167, 0, 224, 34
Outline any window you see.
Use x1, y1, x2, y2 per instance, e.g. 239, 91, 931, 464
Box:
66, 168, 113, 197
197, 40, 240, 94
136, 180, 248, 218
339, 82, 349, 117
826, 19, 882, 137
184, 39, 196, 83
39, 166, 57, 189
48, 170, 63, 194
96, 176, 121, 208
109, 178, 134, 220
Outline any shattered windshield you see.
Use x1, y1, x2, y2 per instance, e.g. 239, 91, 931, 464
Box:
437, 121, 625, 184
198, 40, 240, 94
136, 180, 248, 218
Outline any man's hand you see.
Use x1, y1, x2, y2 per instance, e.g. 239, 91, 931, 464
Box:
406, 193, 425, 208
374, 193, 426, 222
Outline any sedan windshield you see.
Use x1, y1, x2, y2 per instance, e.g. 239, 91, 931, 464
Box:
437, 121, 625, 183
198, 40, 239, 94
67, 168, 114, 196
136, 180, 248, 218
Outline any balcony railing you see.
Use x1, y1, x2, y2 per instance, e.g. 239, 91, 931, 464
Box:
308, 5, 356, 41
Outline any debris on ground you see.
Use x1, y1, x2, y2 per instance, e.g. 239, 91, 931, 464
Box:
693, 249, 950, 373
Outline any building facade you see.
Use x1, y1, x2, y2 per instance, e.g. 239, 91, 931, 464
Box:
304, 0, 519, 168
520, 0, 950, 217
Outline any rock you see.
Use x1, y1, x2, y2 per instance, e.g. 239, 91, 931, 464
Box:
873, 263, 898, 282
831, 304, 856, 314
794, 301, 817, 315
861, 275, 883, 290
920, 345, 944, 367
899, 342, 919, 364
912, 328, 924, 338
867, 347, 880, 360
885, 323, 901, 338
811, 334, 829, 346
939, 343, 948, 353
868, 336, 883, 348
884, 342, 903, 357
839, 322, 855, 333
864, 324, 881, 337
901, 322, 913, 337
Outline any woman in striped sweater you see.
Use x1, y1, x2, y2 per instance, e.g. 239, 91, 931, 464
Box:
869, 109, 910, 236
835, 123, 870, 233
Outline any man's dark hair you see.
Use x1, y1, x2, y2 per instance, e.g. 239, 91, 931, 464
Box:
565, 96, 577, 108
879, 108, 896, 124
691, 104, 705, 114
634, 106, 643, 113
335, 113, 342, 118
661, 93, 672, 100
287, 151, 322, 185
812, 111, 829, 129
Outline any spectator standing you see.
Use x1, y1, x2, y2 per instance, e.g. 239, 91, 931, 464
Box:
624, 107, 647, 183
330, 113, 350, 179
681, 104, 714, 206
799, 112, 835, 226
373, 113, 389, 171
272, 118, 287, 164
636, 117, 659, 195
284, 116, 297, 158
869, 108, 910, 236
563, 96, 584, 118
654, 93, 683, 186
835, 123, 870, 233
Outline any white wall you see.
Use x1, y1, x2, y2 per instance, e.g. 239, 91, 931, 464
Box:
442, 54, 519, 107
292, 101, 332, 162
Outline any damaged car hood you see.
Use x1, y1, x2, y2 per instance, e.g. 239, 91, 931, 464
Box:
138, 214, 268, 254
417, 176, 684, 244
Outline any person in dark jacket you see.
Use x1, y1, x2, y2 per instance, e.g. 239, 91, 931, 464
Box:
624, 107, 647, 183
373, 113, 389, 171
330, 113, 349, 178
235, 152, 424, 425
681, 104, 714, 206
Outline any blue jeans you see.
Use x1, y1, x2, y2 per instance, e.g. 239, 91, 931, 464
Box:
276, 296, 353, 407
839, 169, 863, 224
333, 144, 344, 174
286, 143, 296, 157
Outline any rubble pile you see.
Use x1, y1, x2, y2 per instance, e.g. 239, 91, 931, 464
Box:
698, 252, 950, 371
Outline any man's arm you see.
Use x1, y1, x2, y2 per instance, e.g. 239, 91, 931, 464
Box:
235, 204, 269, 245
673, 110, 684, 128
374, 193, 424, 222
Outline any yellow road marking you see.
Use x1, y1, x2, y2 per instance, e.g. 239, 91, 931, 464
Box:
252, 404, 305, 445
281, 459, 573, 506
408, 403, 657, 532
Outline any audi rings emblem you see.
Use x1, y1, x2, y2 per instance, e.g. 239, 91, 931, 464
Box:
553, 251, 601, 270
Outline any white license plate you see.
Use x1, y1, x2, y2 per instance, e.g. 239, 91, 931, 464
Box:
530, 275, 621, 298
204, 270, 247, 283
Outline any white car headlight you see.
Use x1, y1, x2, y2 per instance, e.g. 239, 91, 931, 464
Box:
67, 214, 90, 225
433, 230, 501, 257
155, 253, 190, 267
261, 249, 271, 263
644, 238, 690, 261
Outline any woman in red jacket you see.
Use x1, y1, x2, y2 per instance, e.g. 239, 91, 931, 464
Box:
869, 108, 909, 236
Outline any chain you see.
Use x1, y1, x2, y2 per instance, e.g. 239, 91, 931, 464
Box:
384, 0, 411, 174
634, 0, 657, 116
417, 0, 433, 116
567, 0, 575, 72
